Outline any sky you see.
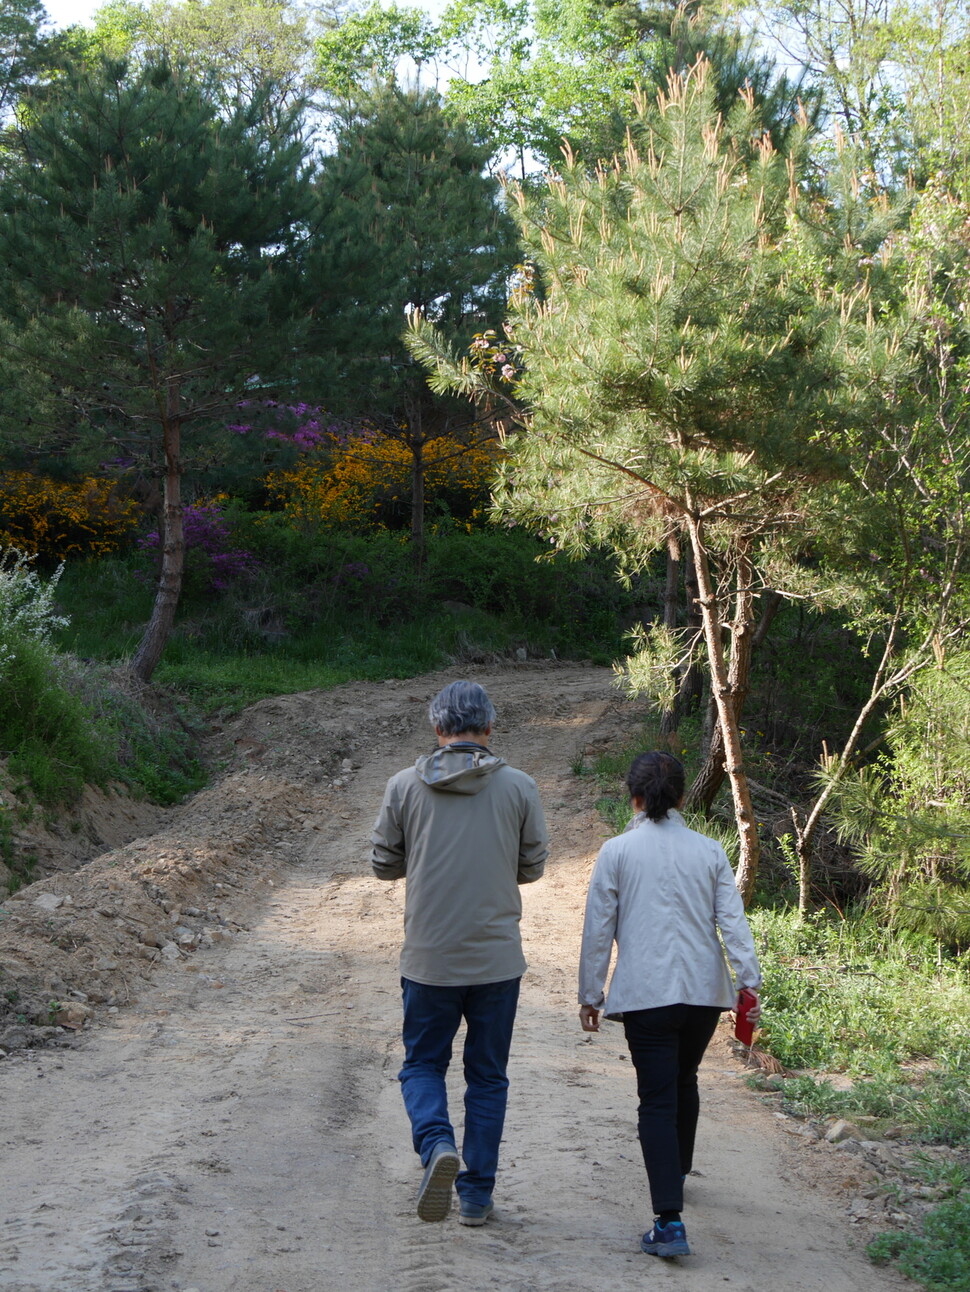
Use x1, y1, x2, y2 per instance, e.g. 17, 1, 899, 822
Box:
45, 0, 101, 27
42, 0, 452, 28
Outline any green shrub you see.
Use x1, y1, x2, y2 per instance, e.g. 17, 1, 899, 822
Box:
0, 630, 107, 804
869, 1194, 970, 1290
748, 909, 970, 1078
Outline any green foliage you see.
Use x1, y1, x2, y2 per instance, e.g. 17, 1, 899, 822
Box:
748, 909, 970, 1078
309, 81, 517, 415
752, 0, 970, 189
869, 1194, 970, 1289
0, 631, 108, 805
79, 0, 313, 116
441, 0, 817, 171
315, 2, 440, 96
0, 0, 52, 128
825, 651, 970, 948
0, 56, 315, 474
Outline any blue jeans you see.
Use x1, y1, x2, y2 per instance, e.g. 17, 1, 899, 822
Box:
399, 976, 520, 1207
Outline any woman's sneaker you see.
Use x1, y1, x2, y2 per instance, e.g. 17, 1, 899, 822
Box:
640, 1220, 690, 1257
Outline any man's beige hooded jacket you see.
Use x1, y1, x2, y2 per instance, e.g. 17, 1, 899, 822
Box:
371, 742, 548, 986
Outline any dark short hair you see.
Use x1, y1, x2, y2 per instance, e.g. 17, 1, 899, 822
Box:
428, 680, 496, 736
626, 752, 685, 821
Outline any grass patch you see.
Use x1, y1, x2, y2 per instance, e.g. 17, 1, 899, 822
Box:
0, 632, 108, 805
0, 647, 206, 891
770, 1069, 970, 1144
869, 1195, 970, 1290
152, 614, 457, 712
747, 910, 970, 1085
53, 527, 638, 714
749, 909, 970, 1292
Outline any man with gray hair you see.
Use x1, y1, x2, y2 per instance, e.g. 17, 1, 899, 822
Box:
372, 680, 548, 1226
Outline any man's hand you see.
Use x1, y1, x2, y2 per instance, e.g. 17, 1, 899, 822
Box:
579, 1005, 600, 1032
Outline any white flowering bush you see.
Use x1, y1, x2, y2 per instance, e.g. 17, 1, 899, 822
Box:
0, 549, 68, 675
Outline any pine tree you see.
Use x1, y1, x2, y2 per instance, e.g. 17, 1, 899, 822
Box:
309, 82, 518, 556
0, 58, 315, 681
411, 62, 903, 902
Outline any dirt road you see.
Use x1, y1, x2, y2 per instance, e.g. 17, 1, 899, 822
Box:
0, 665, 906, 1292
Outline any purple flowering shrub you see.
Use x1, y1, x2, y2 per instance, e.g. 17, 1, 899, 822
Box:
138, 502, 259, 595
227, 400, 369, 455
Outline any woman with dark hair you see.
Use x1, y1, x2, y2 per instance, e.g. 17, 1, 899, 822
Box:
578, 752, 762, 1259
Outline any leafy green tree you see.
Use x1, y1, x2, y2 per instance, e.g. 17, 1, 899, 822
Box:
446, 0, 820, 170
749, 0, 970, 186
73, 0, 315, 118
880, 0, 970, 191
309, 81, 518, 557
748, 0, 901, 179
312, 0, 818, 176
0, 58, 315, 681
315, 1, 441, 97
0, 0, 74, 166
0, 0, 48, 123
411, 63, 902, 902
776, 168, 970, 911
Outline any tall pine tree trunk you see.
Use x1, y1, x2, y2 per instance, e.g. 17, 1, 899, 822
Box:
687, 578, 782, 812
132, 391, 183, 684
659, 535, 682, 737
686, 541, 756, 811
680, 549, 705, 713
686, 517, 760, 905
660, 538, 706, 740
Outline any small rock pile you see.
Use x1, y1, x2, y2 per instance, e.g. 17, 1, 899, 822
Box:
757, 1080, 970, 1235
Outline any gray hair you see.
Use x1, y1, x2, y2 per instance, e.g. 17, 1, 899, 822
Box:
428, 680, 496, 736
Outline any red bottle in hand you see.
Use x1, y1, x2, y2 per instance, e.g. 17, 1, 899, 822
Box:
734, 989, 758, 1046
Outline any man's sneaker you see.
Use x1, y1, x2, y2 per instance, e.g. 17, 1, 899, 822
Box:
457, 1199, 494, 1227
416, 1142, 460, 1222
640, 1220, 691, 1257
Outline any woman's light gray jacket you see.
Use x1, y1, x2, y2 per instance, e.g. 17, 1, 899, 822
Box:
578, 809, 761, 1017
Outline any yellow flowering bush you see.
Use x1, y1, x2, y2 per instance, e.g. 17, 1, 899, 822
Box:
266, 431, 503, 531
0, 473, 139, 560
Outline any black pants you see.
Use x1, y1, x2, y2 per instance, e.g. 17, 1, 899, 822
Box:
622, 1003, 722, 1215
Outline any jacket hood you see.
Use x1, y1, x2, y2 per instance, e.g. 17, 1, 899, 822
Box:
414, 742, 506, 794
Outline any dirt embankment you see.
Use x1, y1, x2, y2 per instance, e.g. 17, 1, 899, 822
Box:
0, 665, 913, 1292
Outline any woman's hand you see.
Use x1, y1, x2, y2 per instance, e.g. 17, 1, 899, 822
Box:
739, 989, 761, 1023
579, 1005, 600, 1032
